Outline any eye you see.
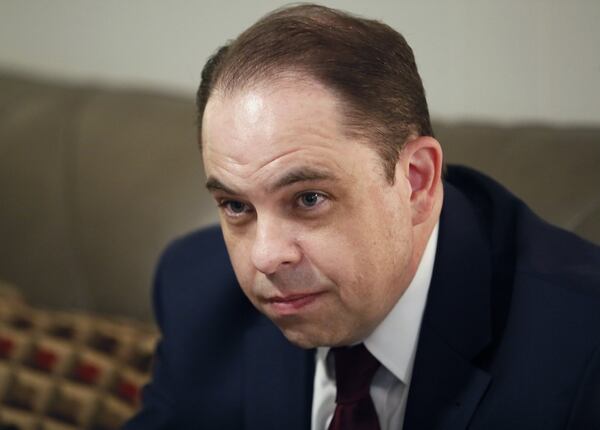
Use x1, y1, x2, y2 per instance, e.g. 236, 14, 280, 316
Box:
218, 200, 252, 217
297, 192, 326, 209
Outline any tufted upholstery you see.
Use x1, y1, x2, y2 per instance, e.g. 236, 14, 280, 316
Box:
0, 72, 599, 322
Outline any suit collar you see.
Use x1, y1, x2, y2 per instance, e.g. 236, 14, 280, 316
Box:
404, 181, 493, 430
243, 314, 315, 430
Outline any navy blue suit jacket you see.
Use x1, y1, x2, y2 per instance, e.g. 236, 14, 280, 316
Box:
124, 166, 600, 429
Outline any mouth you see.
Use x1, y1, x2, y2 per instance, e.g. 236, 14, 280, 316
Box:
266, 292, 324, 315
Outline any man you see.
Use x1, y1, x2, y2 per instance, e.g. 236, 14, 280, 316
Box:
125, 4, 600, 429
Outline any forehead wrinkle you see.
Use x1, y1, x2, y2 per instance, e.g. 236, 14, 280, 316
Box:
250, 146, 305, 176
207, 148, 348, 199
203, 80, 359, 198
268, 166, 340, 193
204, 147, 309, 196
208, 119, 343, 171
247, 144, 348, 187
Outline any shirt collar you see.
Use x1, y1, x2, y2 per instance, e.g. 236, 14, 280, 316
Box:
363, 222, 438, 384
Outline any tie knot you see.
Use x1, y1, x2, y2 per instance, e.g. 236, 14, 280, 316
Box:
332, 344, 380, 404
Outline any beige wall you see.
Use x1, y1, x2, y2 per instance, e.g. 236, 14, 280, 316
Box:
0, 0, 599, 125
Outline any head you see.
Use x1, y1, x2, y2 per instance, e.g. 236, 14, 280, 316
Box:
199, 4, 443, 348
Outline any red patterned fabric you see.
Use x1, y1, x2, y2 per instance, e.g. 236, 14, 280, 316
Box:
0, 337, 14, 358
117, 380, 140, 405
34, 348, 57, 372
75, 362, 102, 384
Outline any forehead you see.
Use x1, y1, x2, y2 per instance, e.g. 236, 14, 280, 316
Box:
201, 79, 350, 170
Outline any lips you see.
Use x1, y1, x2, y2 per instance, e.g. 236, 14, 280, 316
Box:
266, 292, 323, 315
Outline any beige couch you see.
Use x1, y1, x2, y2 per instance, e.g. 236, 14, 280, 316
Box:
1, 72, 599, 323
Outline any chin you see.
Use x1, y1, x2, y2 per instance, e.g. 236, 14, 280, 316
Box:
273, 322, 325, 348
277, 323, 355, 349
285, 335, 319, 349
276, 326, 320, 349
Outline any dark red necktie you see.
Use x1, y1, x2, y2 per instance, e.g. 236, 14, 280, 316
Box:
328, 344, 381, 430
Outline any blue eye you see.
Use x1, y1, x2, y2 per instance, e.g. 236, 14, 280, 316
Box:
219, 200, 250, 216
298, 192, 323, 208
228, 201, 246, 213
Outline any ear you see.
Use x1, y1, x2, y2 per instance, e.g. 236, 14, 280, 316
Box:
398, 136, 443, 226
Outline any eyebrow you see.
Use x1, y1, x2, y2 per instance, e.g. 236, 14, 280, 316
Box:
205, 177, 239, 195
205, 167, 338, 195
269, 167, 338, 192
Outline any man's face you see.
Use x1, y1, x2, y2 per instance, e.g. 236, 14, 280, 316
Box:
202, 79, 419, 348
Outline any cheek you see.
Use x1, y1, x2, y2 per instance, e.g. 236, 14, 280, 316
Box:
223, 233, 256, 289
299, 228, 372, 298
325, 205, 410, 302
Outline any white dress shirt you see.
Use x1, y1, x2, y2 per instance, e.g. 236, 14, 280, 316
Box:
311, 223, 439, 430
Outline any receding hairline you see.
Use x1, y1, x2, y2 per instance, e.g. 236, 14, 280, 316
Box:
200, 70, 416, 186
196, 3, 434, 183
206, 68, 338, 108
201, 69, 388, 149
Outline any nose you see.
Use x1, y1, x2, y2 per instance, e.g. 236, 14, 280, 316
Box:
250, 216, 302, 275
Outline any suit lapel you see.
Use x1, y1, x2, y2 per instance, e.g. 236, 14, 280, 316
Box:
243, 314, 315, 430
403, 322, 491, 430
404, 183, 493, 430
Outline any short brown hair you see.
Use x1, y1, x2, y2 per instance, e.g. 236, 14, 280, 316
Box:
197, 4, 433, 182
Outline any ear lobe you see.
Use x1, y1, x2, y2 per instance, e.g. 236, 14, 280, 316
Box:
404, 137, 443, 225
